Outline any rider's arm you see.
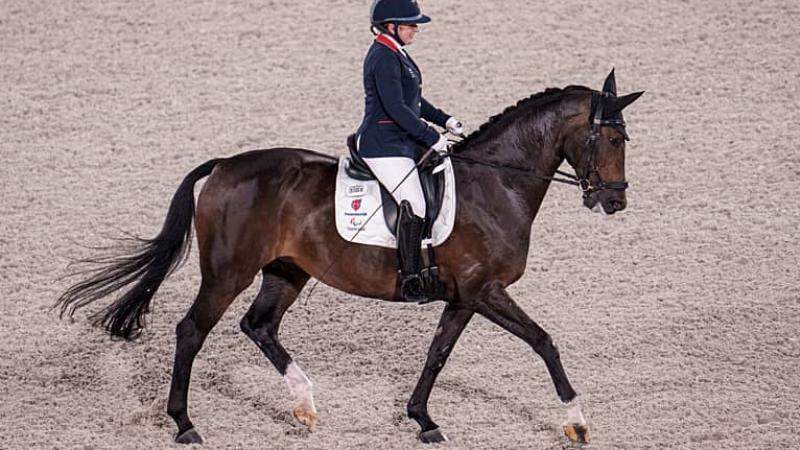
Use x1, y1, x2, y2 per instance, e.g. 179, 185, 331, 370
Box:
374, 53, 440, 147
421, 97, 450, 128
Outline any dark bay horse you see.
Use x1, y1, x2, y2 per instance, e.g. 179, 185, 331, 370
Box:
57, 70, 642, 445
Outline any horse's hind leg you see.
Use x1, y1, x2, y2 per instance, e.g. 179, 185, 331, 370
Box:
238, 259, 315, 431
408, 304, 473, 443
465, 281, 589, 443
167, 276, 253, 444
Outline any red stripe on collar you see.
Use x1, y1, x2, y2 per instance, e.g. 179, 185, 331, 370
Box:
375, 34, 401, 53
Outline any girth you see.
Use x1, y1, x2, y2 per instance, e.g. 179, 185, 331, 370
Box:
345, 134, 446, 238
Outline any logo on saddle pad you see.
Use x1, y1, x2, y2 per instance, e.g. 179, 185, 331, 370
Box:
351, 199, 362, 211
346, 184, 366, 197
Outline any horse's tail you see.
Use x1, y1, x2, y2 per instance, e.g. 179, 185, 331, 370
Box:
56, 158, 222, 340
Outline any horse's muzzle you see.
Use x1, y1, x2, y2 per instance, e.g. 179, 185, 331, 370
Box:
584, 189, 626, 215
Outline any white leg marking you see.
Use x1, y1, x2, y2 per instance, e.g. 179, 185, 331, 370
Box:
564, 399, 587, 426
284, 362, 316, 413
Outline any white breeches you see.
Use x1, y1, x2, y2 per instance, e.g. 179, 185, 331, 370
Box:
362, 156, 426, 218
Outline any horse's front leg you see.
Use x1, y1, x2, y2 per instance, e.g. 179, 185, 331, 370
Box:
407, 304, 473, 443
464, 281, 589, 444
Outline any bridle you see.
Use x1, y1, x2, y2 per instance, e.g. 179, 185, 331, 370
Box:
573, 91, 629, 201
447, 90, 630, 200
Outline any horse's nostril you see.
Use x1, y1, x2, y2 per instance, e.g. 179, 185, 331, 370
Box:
611, 200, 625, 211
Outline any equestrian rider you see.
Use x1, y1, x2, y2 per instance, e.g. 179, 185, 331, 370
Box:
355, 0, 464, 301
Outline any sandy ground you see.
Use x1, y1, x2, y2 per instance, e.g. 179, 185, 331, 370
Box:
1, 1, 799, 449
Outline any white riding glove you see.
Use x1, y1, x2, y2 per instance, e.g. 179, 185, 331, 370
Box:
430, 133, 449, 155
446, 117, 465, 136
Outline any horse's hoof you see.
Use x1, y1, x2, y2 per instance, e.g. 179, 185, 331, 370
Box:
419, 427, 448, 444
292, 405, 317, 432
563, 422, 590, 444
175, 428, 204, 445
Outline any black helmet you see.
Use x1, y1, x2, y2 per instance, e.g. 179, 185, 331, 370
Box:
370, 0, 431, 26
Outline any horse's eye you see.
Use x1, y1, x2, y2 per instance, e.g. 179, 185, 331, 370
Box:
608, 136, 621, 147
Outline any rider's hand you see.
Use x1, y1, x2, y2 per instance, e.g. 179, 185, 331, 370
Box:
446, 117, 465, 136
431, 133, 449, 155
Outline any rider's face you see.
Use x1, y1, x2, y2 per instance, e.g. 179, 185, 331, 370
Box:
394, 23, 419, 46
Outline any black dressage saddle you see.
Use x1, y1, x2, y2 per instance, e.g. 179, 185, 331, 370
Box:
345, 134, 446, 238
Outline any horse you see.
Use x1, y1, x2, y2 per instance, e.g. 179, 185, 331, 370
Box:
56, 70, 642, 445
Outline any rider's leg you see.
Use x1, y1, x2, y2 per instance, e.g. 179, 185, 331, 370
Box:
361, 156, 426, 217
362, 157, 427, 300
395, 200, 425, 300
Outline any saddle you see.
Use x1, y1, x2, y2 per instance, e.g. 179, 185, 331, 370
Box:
344, 134, 446, 239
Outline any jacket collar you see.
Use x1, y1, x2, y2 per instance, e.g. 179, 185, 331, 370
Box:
375, 33, 408, 58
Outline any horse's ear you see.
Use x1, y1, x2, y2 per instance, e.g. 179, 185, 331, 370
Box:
608, 91, 644, 113
602, 68, 617, 96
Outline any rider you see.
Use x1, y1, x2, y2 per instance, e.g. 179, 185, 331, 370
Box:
356, 0, 464, 301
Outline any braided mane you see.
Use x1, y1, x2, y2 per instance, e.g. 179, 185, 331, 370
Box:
451, 85, 592, 153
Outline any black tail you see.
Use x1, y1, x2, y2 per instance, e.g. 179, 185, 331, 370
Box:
56, 159, 222, 340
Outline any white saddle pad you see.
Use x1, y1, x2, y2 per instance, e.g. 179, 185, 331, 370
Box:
334, 156, 457, 249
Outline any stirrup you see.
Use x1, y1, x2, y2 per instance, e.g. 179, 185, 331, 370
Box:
400, 273, 428, 302
419, 266, 446, 303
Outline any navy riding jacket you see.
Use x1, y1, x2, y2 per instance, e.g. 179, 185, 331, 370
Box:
356, 35, 451, 160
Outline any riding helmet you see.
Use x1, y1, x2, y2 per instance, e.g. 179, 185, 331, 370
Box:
370, 0, 431, 26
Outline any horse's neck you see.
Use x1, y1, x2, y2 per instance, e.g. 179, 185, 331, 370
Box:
459, 112, 568, 221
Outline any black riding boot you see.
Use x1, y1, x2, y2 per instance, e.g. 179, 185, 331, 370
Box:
397, 200, 426, 302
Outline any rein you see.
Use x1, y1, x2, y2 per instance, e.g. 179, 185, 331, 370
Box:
446, 152, 582, 187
